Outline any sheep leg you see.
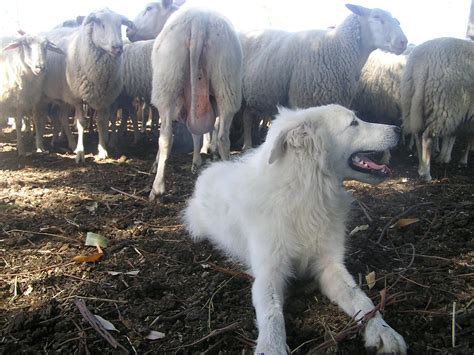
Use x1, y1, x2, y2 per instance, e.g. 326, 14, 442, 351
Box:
191, 134, 202, 174
200, 132, 211, 154
317, 259, 406, 354
418, 131, 433, 182
459, 138, 474, 166
252, 265, 288, 355
108, 107, 119, 150
436, 136, 455, 164
216, 111, 234, 161
131, 107, 142, 145
74, 104, 87, 163
242, 107, 254, 151
96, 109, 110, 160
15, 115, 26, 156
57, 107, 76, 152
32, 106, 47, 153
149, 109, 174, 201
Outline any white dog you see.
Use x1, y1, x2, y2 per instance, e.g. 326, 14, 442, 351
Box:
183, 104, 406, 354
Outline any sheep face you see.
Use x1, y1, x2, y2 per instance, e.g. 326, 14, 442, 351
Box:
84, 9, 134, 58
346, 4, 407, 55
127, 1, 178, 42
2, 36, 61, 76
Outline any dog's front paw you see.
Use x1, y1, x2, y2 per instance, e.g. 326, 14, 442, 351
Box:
364, 314, 406, 354
255, 343, 288, 355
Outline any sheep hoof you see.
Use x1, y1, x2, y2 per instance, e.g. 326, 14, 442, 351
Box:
191, 164, 200, 174
75, 151, 85, 163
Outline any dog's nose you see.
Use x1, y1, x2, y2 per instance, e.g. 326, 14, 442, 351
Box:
393, 126, 401, 134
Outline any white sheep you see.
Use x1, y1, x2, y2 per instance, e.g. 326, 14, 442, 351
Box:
401, 37, 474, 181
126, 0, 180, 42
149, 7, 242, 200
39, 8, 135, 162
351, 46, 414, 162
352, 46, 414, 127
0, 35, 63, 156
110, 40, 155, 145
241, 4, 407, 149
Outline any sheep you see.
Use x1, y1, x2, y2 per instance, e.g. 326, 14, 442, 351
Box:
350, 46, 414, 163
126, 0, 180, 42
240, 4, 407, 150
0, 35, 63, 156
38, 8, 135, 162
401, 37, 474, 181
149, 7, 242, 200
110, 39, 156, 146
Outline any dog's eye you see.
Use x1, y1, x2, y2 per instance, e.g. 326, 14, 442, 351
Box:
350, 119, 359, 127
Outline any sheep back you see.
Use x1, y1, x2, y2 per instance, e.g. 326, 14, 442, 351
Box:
401, 38, 474, 137
152, 8, 242, 134
122, 40, 154, 100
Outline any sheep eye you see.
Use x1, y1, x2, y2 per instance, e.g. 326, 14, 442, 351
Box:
145, 6, 153, 13
350, 119, 359, 127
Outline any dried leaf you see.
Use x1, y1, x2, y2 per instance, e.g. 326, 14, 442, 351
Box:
24, 285, 33, 296
73, 252, 103, 263
145, 330, 165, 340
85, 202, 98, 213
366, 271, 376, 290
349, 224, 369, 237
85, 232, 108, 248
94, 315, 118, 332
107, 270, 139, 276
390, 218, 419, 229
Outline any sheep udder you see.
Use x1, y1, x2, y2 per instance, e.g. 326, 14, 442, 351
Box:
184, 64, 215, 135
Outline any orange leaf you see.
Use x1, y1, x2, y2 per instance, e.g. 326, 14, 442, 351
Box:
73, 252, 103, 263
390, 218, 420, 229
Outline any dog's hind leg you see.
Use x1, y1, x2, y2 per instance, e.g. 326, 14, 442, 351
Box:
317, 259, 407, 354
251, 262, 288, 355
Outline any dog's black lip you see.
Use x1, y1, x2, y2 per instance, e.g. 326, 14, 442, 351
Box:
348, 151, 391, 178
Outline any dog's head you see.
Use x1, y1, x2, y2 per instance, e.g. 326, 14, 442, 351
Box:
267, 105, 400, 185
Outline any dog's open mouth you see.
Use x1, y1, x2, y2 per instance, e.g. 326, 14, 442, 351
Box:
349, 151, 391, 177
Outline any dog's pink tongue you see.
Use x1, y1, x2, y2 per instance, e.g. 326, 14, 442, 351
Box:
354, 155, 392, 175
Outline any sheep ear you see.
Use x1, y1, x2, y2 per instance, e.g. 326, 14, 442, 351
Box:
121, 16, 136, 30
162, 0, 173, 9
2, 41, 21, 51
76, 16, 85, 25
345, 4, 371, 17
46, 41, 65, 55
84, 13, 98, 26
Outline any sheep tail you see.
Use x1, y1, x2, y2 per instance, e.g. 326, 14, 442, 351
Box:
189, 19, 206, 125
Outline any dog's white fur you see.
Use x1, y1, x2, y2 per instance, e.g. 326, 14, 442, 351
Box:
183, 104, 406, 354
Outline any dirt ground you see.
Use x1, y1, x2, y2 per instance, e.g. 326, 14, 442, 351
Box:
0, 127, 473, 355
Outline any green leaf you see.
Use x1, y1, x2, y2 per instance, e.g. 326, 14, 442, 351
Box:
85, 232, 108, 248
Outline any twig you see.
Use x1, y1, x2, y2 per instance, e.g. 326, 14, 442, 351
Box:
110, 186, 147, 202
356, 199, 373, 223
0, 261, 76, 276
67, 295, 128, 304
73, 298, 129, 354
308, 290, 409, 352
207, 262, 254, 280
452, 302, 456, 348
377, 202, 433, 244
5, 229, 81, 244
166, 322, 240, 350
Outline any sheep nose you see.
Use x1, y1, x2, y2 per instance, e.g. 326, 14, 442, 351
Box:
399, 38, 408, 50
393, 126, 401, 134
111, 45, 123, 56
126, 27, 136, 40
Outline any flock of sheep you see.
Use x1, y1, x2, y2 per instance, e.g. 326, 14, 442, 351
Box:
0, 1, 473, 195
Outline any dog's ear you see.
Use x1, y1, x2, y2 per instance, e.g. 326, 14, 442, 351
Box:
269, 122, 316, 164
